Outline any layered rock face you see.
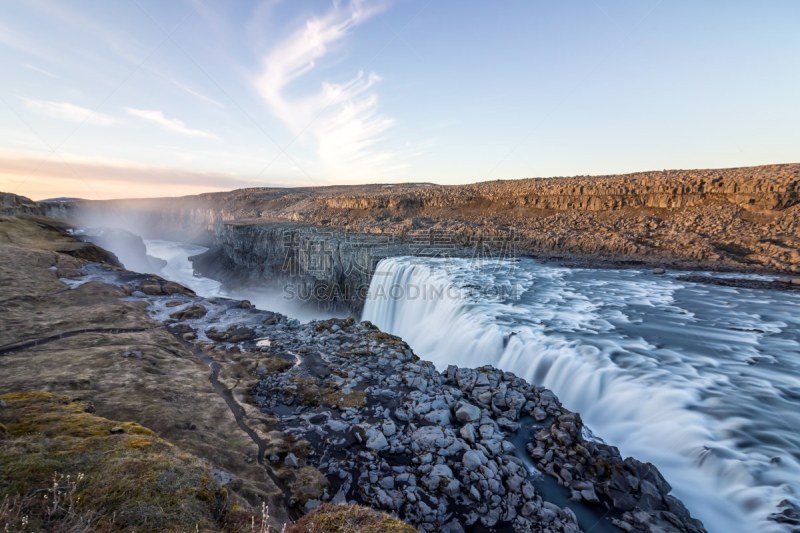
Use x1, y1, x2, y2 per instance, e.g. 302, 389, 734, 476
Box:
0, 193, 43, 216
34, 164, 800, 306
190, 222, 452, 312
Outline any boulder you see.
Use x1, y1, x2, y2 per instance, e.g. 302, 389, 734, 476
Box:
462, 450, 487, 471
455, 402, 481, 423
366, 429, 389, 451
170, 304, 207, 320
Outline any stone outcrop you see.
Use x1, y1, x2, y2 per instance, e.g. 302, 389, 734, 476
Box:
0, 192, 44, 216
190, 221, 447, 312
72, 227, 166, 274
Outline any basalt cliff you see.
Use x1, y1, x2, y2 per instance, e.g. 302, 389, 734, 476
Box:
37, 164, 800, 310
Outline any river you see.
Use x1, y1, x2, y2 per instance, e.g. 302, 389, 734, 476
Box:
362, 256, 800, 533
144, 239, 800, 532
143, 239, 345, 323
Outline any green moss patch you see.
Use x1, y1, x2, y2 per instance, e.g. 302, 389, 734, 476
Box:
0, 391, 244, 531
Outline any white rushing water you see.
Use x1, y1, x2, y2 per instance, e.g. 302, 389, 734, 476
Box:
362, 256, 800, 533
144, 239, 343, 322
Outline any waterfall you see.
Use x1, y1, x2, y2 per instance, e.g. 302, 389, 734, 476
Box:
363, 256, 800, 533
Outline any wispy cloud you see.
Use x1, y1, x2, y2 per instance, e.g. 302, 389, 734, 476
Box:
23, 63, 56, 78
23, 98, 117, 125
125, 108, 219, 139
255, 0, 396, 179
168, 78, 224, 108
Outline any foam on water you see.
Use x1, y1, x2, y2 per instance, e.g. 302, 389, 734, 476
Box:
362, 256, 800, 533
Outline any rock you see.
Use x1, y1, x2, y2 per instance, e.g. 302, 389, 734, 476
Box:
653, 268, 666, 275
469, 485, 481, 501
170, 304, 207, 320
162, 282, 193, 295
497, 417, 519, 431
206, 325, 256, 343
637, 479, 662, 510
581, 486, 600, 503
412, 426, 446, 449
477, 390, 492, 405
424, 409, 452, 426
482, 506, 501, 527
209, 468, 234, 487
455, 401, 481, 423
109, 426, 124, 434
285, 452, 299, 468
366, 429, 389, 451
441, 520, 465, 533
431, 464, 454, 478
769, 499, 800, 526
381, 418, 397, 437
532, 406, 547, 421
478, 424, 495, 440
462, 450, 487, 470
460, 423, 476, 444
139, 282, 163, 295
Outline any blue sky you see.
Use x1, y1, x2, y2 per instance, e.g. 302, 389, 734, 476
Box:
1, 0, 798, 199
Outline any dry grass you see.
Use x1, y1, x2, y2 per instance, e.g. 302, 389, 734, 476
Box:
286, 504, 415, 533
0, 392, 242, 531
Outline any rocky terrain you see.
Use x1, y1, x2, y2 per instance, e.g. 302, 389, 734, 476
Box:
32, 164, 800, 310
0, 214, 707, 531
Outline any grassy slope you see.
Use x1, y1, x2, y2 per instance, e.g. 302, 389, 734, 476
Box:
0, 392, 240, 531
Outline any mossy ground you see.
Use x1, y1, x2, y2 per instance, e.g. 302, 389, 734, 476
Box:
0, 216, 289, 528
0, 392, 245, 531
289, 376, 366, 409
286, 503, 416, 533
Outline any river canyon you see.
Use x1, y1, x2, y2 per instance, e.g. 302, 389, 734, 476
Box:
3, 164, 800, 532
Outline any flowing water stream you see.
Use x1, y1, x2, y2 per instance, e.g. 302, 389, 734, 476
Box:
143, 239, 800, 532
144, 239, 343, 322
362, 256, 800, 533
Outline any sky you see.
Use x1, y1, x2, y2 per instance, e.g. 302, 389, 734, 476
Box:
0, 0, 799, 200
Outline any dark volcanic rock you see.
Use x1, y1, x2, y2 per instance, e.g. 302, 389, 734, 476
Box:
241, 316, 706, 533
206, 325, 256, 343
170, 304, 208, 320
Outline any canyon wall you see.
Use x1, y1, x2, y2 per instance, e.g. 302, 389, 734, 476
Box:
190, 222, 447, 312
1, 193, 44, 216
33, 164, 800, 307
